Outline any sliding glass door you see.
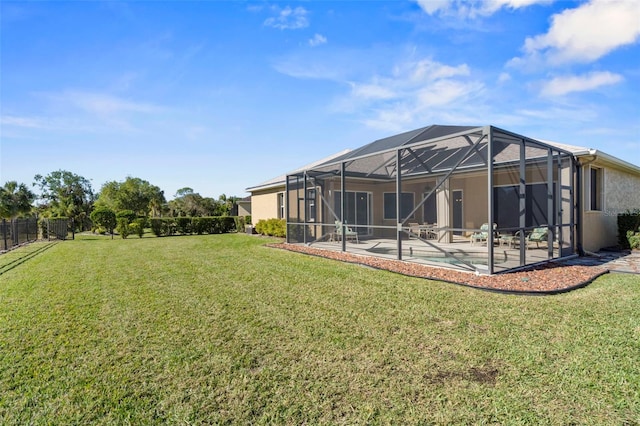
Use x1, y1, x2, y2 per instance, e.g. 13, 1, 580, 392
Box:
334, 191, 372, 235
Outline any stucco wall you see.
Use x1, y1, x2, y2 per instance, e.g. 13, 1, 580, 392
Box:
250, 188, 282, 223
582, 164, 640, 252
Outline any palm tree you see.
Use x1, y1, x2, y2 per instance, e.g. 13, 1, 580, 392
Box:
0, 181, 35, 220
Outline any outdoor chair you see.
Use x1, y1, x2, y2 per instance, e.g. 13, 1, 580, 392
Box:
470, 223, 496, 245
334, 220, 359, 243
408, 222, 422, 239
515, 226, 549, 249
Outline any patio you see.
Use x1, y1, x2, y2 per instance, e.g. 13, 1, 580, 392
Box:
308, 233, 558, 274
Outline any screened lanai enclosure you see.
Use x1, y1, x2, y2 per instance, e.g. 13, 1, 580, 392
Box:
285, 125, 577, 274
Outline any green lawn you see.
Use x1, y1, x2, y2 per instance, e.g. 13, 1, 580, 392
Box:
1, 234, 639, 425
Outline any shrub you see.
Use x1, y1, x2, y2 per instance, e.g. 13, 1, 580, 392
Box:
618, 209, 640, 249
148, 216, 238, 237
150, 218, 164, 237
90, 207, 116, 235
245, 215, 252, 225
176, 217, 192, 235
220, 217, 236, 233
234, 216, 245, 233
129, 218, 145, 238
116, 218, 130, 239
255, 218, 286, 237
627, 230, 640, 250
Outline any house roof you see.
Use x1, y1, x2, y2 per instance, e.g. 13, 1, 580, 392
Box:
246, 149, 352, 192
541, 139, 640, 175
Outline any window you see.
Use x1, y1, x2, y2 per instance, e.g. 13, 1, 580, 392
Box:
493, 183, 557, 228
590, 167, 602, 211
307, 189, 316, 222
422, 191, 437, 224
383, 192, 414, 220
277, 192, 285, 219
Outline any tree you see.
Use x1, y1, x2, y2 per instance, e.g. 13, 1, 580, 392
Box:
90, 206, 116, 237
218, 193, 240, 216
33, 170, 94, 229
169, 188, 220, 217
95, 176, 166, 217
0, 181, 36, 219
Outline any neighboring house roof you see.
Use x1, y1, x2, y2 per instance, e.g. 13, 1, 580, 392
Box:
246, 149, 352, 192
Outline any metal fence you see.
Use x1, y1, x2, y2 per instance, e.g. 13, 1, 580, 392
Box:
1, 217, 39, 252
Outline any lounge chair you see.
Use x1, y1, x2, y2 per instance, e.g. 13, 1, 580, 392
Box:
516, 226, 549, 249
470, 223, 496, 245
335, 220, 359, 243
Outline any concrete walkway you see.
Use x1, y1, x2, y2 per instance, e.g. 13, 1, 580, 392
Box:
561, 250, 640, 274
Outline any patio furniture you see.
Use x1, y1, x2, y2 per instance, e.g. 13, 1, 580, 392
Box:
334, 220, 359, 243
470, 223, 496, 245
515, 226, 549, 249
421, 223, 437, 240
408, 222, 423, 239
498, 233, 517, 248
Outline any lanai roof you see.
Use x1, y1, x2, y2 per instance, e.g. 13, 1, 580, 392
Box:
248, 124, 640, 192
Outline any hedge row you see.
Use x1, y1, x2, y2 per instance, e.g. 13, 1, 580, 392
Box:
149, 216, 243, 237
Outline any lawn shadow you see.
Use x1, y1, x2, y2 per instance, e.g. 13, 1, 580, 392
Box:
0, 242, 58, 276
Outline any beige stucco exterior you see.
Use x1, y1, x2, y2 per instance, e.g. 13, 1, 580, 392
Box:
581, 159, 640, 252
250, 187, 284, 223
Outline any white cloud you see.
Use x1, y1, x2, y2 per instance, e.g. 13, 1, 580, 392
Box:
498, 72, 511, 83
516, 0, 640, 66
1, 115, 46, 129
343, 58, 483, 130
19, 90, 168, 133
540, 71, 624, 96
414, 0, 551, 18
350, 82, 396, 100
309, 33, 327, 47
264, 6, 309, 30
414, 0, 453, 15
58, 91, 164, 115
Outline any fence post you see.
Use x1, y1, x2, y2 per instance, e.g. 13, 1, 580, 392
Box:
2, 219, 7, 251
12, 219, 17, 246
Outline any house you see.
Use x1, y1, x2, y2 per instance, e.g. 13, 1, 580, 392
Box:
233, 196, 252, 218
247, 125, 640, 274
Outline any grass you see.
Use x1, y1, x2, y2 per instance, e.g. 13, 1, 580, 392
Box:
1, 234, 639, 425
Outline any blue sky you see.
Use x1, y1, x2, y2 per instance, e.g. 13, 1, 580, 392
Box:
2, 0, 639, 200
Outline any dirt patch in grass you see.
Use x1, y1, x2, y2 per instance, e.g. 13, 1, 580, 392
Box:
268, 243, 608, 294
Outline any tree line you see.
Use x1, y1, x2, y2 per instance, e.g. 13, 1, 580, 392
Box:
0, 170, 242, 230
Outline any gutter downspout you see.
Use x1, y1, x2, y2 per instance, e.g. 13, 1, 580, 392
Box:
575, 160, 584, 256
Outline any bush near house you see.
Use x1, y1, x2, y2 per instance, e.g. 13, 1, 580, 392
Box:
618, 209, 640, 249
255, 218, 286, 237
627, 230, 640, 250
